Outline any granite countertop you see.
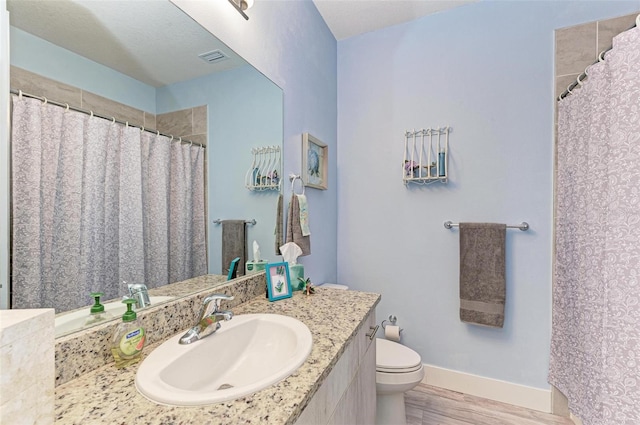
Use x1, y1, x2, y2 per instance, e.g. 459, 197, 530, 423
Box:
56, 274, 228, 318
54, 274, 229, 339
55, 288, 380, 424
147, 274, 228, 298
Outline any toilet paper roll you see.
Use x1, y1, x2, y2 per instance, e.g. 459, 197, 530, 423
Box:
384, 325, 401, 342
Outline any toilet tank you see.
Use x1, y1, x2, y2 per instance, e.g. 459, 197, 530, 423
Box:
319, 283, 349, 290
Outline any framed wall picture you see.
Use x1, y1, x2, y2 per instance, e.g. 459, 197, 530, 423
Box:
266, 262, 293, 301
302, 133, 328, 190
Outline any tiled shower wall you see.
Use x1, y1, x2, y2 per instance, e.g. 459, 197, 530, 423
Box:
555, 13, 638, 99
552, 11, 639, 422
9, 65, 210, 280
10, 66, 207, 144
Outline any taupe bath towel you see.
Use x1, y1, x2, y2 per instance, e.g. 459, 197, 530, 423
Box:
459, 223, 506, 328
222, 220, 246, 276
286, 194, 311, 256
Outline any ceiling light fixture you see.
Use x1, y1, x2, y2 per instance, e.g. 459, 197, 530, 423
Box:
227, 0, 254, 20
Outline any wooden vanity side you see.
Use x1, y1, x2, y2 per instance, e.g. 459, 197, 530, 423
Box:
295, 309, 377, 425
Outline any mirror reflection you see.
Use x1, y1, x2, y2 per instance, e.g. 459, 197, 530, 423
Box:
6, 0, 283, 337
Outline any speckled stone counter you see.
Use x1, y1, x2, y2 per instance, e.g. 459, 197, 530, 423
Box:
55, 288, 380, 424
55, 273, 266, 386
54, 274, 228, 338
145, 274, 228, 297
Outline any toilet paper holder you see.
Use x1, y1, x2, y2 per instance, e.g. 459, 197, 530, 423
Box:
381, 315, 404, 335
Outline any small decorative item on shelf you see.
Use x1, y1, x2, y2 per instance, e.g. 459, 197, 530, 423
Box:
297, 277, 315, 295
267, 170, 279, 185
404, 160, 420, 178
403, 127, 451, 185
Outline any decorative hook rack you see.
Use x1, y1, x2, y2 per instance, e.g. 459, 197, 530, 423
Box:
403, 127, 451, 185
245, 146, 282, 191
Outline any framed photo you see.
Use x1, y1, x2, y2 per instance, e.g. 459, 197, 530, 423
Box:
266, 262, 293, 301
302, 133, 328, 190
227, 257, 240, 281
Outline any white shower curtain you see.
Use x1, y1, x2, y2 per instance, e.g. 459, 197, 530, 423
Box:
550, 25, 640, 424
11, 95, 206, 312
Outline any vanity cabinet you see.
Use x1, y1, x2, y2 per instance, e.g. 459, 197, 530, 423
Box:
295, 310, 377, 425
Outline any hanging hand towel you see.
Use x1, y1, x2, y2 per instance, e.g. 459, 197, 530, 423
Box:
459, 223, 506, 328
296, 194, 311, 236
275, 193, 284, 255
222, 220, 247, 276
286, 194, 311, 256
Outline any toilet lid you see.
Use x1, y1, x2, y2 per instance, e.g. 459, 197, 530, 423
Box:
376, 338, 422, 373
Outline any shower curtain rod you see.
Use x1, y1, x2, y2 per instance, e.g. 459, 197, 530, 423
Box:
9, 88, 206, 149
558, 14, 640, 101
558, 48, 613, 101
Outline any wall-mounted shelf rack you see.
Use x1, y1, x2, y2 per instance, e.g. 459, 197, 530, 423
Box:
403, 127, 451, 185
245, 146, 282, 191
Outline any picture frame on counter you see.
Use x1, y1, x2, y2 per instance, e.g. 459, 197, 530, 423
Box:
266, 262, 293, 302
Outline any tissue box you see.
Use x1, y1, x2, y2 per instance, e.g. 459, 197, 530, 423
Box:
289, 264, 305, 291
246, 261, 268, 275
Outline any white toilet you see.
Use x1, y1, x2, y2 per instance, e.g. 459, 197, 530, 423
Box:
375, 338, 424, 425
318, 283, 425, 425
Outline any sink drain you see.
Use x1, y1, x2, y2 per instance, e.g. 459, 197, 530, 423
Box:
218, 384, 234, 390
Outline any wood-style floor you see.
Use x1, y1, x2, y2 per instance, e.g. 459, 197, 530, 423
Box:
405, 383, 574, 425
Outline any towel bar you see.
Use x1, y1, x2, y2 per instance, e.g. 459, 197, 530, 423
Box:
444, 221, 529, 231
213, 219, 257, 225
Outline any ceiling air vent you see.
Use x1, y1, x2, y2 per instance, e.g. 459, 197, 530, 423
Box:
198, 49, 229, 64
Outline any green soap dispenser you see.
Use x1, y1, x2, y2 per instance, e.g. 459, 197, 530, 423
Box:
111, 299, 146, 368
84, 292, 113, 326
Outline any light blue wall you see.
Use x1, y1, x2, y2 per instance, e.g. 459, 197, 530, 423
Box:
173, 0, 338, 286
337, 0, 640, 389
157, 65, 283, 273
10, 27, 156, 113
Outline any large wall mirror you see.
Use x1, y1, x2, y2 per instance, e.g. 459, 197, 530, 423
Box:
6, 0, 283, 335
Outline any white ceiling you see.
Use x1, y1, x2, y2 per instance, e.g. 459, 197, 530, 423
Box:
7, 0, 247, 87
313, 0, 478, 40
7, 0, 478, 88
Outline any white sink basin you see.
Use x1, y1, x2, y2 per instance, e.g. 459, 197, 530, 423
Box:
135, 313, 313, 406
55, 296, 174, 338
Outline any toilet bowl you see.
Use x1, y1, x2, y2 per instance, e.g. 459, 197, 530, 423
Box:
319, 283, 424, 425
375, 338, 424, 425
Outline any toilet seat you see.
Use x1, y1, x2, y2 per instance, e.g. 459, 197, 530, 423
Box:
376, 338, 422, 373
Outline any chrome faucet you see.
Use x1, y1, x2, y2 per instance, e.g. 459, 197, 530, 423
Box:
179, 294, 234, 345
127, 282, 151, 309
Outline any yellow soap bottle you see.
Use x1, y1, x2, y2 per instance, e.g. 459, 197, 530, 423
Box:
111, 299, 146, 368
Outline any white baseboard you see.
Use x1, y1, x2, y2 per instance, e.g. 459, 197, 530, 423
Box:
422, 364, 552, 413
